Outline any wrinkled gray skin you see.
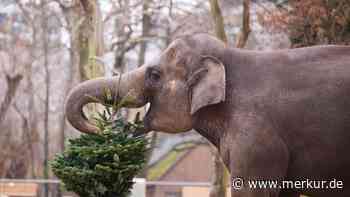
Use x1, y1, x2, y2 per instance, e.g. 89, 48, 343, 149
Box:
65, 34, 350, 197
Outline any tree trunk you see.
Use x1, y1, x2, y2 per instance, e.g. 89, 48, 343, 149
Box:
209, 148, 228, 197
209, 0, 228, 44
209, 0, 251, 196
127, 0, 152, 123
138, 0, 152, 66
24, 72, 36, 178
58, 40, 78, 152
40, 1, 50, 196
166, 0, 173, 45
27, 15, 40, 178
76, 0, 105, 124
55, 0, 83, 154
209, 1, 229, 196
132, 0, 155, 178
79, 0, 105, 81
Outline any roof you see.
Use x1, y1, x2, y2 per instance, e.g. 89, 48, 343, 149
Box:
148, 131, 203, 165
146, 141, 207, 181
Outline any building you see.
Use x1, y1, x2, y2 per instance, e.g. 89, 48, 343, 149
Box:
146, 142, 215, 197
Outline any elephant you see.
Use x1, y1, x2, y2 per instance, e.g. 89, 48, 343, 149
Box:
65, 33, 350, 197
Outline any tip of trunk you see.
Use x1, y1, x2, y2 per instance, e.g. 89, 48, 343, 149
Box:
65, 67, 148, 134
65, 95, 99, 134
65, 78, 116, 134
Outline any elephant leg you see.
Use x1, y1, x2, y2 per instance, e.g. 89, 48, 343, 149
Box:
228, 119, 290, 197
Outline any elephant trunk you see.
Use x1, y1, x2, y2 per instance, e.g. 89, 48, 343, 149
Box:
65, 67, 147, 134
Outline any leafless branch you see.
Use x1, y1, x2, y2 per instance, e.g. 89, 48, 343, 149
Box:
0, 74, 23, 126
14, 0, 33, 26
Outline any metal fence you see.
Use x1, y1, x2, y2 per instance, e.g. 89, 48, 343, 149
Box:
0, 179, 214, 197
0, 179, 61, 197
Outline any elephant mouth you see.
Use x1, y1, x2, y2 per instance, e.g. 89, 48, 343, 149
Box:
143, 101, 154, 133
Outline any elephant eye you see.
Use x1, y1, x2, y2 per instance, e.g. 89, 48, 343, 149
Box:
149, 69, 161, 82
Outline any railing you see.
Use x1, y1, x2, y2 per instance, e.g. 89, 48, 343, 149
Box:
147, 181, 211, 187
0, 179, 214, 197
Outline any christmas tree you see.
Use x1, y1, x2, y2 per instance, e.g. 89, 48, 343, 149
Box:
51, 96, 148, 197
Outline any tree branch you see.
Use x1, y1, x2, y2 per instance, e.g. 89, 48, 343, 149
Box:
0, 74, 23, 126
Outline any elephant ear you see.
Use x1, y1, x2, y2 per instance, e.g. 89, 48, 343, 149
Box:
189, 56, 226, 114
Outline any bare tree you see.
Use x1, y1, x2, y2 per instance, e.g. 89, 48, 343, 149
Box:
209, 1, 229, 196
78, 0, 105, 80
209, 0, 251, 197
40, 1, 50, 196
54, 0, 82, 152
4, 0, 43, 179
138, 0, 152, 66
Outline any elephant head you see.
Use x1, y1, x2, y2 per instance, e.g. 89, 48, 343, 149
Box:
65, 34, 227, 134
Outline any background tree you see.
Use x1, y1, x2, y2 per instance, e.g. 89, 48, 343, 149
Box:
209, 0, 251, 197
0, 74, 23, 125
80, 0, 105, 79
260, 0, 350, 47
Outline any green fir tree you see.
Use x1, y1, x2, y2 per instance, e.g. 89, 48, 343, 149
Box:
51, 96, 148, 197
